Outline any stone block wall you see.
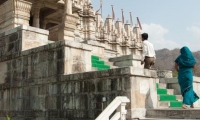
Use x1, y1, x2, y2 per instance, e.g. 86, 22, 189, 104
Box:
0, 66, 158, 120
0, 67, 132, 120
0, 43, 65, 84
63, 41, 92, 74
0, 25, 49, 60
0, 29, 158, 119
0, 29, 22, 58
0, 40, 93, 83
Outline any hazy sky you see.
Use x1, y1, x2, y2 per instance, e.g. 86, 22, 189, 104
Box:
90, 0, 200, 51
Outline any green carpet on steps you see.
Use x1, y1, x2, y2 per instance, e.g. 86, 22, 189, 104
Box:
157, 88, 167, 94
159, 94, 177, 101
170, 101, 182, 107
156, 83, 182, 107
91, 55, 110, 71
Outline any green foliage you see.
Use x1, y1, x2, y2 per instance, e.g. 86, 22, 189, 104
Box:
7, 115, 10, 120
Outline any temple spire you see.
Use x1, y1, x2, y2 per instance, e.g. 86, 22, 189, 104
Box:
111, 5, 115, 20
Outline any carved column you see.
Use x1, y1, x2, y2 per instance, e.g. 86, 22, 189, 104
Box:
66, 0, 72, 14
0, 0, 32, 33
129, 32, 137, 55
58, 0, 79, 41
133, 24, 142, 55
113, 19, 123, 56
32, 5, 41, 28
41, 20, 48, 29
123, 21, 131, 55
82, 2, 96, 41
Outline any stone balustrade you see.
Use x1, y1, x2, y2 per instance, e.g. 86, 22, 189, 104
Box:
95, 96, 130, 120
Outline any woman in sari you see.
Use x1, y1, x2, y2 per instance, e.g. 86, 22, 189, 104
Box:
174, 46, 199, 109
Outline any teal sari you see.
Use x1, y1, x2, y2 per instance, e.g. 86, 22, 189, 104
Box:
175, 46, 199, 105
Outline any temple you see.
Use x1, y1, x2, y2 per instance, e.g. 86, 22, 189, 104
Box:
0, 0, 142, 56
0, 0, 200, 120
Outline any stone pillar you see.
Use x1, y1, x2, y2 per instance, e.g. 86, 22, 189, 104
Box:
58, 0, 79, 41
0, 0, 32, 33
123, 21, 131, 55
41, 20, 48, 29
82, 2, 96, 41
114, 19, 123, 56
65, 0, 72, 14
33, 6, 40, 28
133, 25, 142, 55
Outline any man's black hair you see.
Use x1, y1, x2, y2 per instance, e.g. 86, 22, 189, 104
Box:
141, 33, 148, 40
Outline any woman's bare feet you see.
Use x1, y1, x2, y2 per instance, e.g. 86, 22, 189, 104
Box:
190, 104, 194, 108
182, 104, 187, 109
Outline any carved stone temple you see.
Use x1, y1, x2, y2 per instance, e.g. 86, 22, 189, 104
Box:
1, 0, 200, 120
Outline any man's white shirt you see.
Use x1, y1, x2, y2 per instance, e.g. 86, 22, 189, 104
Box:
141, 40, 156, 61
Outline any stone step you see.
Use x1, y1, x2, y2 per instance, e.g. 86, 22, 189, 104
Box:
91, 55, 118, 70
157, 83, 167, 89
176, 95, 183, 101
157, 95, 182, 102
157, 88, 174, 95
99, 57, 115, 66
146, 108, 200, 119
139, 118, 198, 120
91, 55, 100, 61
158, 94, 176, 101
158, 101, 182, 108
158, 101, 169, 108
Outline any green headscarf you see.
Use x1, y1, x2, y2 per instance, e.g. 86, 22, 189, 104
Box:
177, 46, 196, 67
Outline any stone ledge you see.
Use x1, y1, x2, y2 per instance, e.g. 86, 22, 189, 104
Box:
109, 55, 142, 62
0, 40, 93, 62
130, 67, 157, 78
159, 78, 178, 84
0, 110, 96, 118
0, 67, 131, 89
0, 67, 158, 89
146, 108, 200, 119
64, 40, 92, 51
82, 40, 105, 48
161, 76, 200, 84
0, 25, 49, 37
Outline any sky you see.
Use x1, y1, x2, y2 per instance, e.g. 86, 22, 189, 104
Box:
90, 0, 200, 52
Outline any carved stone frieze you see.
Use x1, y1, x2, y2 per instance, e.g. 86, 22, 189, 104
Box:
0, 0, 32, 33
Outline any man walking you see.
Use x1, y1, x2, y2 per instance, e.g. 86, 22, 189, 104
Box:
141, 33, 156, 69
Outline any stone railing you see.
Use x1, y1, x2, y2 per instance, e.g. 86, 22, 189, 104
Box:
95, 96, 130, 120
157, 70, 173, 78
0, 0, 32, 33
48, 25, 59, 41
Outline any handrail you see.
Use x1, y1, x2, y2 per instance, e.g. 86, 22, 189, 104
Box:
95, 96, 130, 120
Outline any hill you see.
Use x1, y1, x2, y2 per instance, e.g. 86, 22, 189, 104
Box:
154, 48, 200, 77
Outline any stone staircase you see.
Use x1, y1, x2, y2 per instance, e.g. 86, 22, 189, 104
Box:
91, 55, 117, 70
90, 59, 200, 119
143, 80, 200, 120
156, 83, 182, 108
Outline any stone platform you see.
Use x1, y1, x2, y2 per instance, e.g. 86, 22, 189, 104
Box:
146, 108, 200, 119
